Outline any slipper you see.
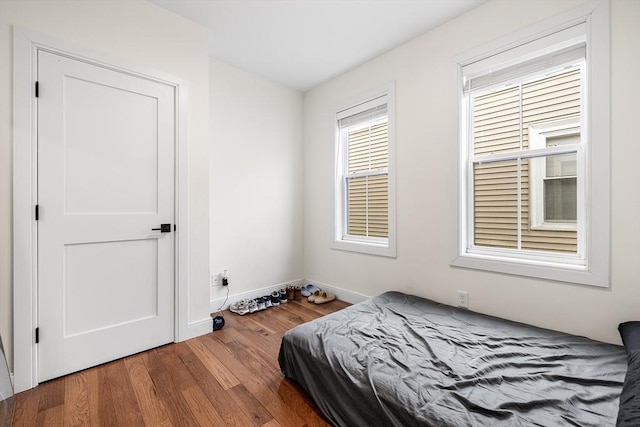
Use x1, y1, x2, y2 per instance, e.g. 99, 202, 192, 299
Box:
301, 283, 320, 297
314, 292, 336, 305
308, 290, 322, 303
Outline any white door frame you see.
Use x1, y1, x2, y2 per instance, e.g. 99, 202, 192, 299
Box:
12, 27, 191, 393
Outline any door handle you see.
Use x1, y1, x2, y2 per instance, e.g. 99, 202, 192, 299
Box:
152, 224, 171, 233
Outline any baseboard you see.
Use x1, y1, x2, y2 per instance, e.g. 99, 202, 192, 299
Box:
208, 278, 371, 313
209, 278, 305, 313
185, 317, 214, 340
303, 279, 371, 305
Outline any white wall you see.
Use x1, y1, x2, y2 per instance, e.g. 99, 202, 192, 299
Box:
210, 59, 304, 304
303, 0, 640, 344
0, 0, 211, 371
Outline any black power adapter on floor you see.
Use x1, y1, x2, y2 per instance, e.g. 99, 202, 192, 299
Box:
212, 315, 225, 331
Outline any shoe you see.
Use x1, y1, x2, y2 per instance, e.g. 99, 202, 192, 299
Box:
248, 299, 259, 313
264, 295, 273, 308
286, 286, 295, 301
280, 288, 288, 303
230, 300, 249, 315
271, 291, 281, 306
308, 290, 322, 303
314, 292, 336, 305
257, 297, 266, 311
301, 283, 320, 297
294, 286, 302, 300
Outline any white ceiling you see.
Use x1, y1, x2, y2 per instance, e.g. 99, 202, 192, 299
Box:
149, 0, 484, 92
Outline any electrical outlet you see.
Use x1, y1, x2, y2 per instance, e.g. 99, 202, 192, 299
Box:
221, 269, 229, 286
211, 273, 221, 286
457, 291, 469, 309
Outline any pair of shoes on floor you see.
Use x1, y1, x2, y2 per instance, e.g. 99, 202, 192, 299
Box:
231, 296, 270, 315
300, 283, 320, 297
259, 292, 282, 307
263, 295, 273, 308
230, 299, 250, 315
270, 291, 281, 306
286, 284, 303, 300
279, 288, 288, 304
253, 296, 271, 311
286, 285, 294, 301
308, 290, 336, 304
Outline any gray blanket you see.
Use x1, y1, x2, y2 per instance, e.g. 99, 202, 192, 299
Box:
278, 291, 626, 426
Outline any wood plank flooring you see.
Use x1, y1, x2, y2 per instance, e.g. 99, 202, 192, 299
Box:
2, 298, 350, 427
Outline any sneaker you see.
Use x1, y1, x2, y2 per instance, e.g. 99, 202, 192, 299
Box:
248, 299, 259, 313
257, 297, 266, 311
263, 295, 273, 308
230, 300, 249, 315
279, 288, 288, 303
271, 291, 280, 306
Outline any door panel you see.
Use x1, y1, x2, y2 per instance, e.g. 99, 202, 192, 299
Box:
64, 239, 158, 337
37, 50, 175, 382
64, 76, 159, 214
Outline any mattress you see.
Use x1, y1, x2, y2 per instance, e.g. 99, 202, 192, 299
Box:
278, 291, 627, 426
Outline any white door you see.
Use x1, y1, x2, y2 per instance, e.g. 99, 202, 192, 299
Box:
37, 50, 175, 382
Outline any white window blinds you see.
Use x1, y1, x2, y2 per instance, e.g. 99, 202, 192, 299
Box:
463, 23, 586, 93
338, 96, 389, 240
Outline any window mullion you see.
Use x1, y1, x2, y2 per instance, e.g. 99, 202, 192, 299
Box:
366, 125, 371, 238
517, 158, 522, 250
365, 176, 369, 237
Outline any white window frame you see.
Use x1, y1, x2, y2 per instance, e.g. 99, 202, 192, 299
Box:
529, 117, 581, 231
332, 83, 396, 257
452, 0, 610, 287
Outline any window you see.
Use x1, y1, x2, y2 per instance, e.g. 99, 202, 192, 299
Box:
529, 118, 580, 231
333, 85, 396, 257
453, 1, 610, 286
470, 65, 584, 256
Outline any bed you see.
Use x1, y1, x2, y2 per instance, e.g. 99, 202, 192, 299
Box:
278, 291, 637, 426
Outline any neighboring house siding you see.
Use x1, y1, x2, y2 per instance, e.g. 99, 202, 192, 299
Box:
473, 69, 580, 253
347, 122, 389, 238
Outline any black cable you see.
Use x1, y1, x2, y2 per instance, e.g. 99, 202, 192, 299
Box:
215, 283, 230, 317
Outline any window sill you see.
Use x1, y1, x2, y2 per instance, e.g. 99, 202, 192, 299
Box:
451, 251, 608, 288
331, 239, 396, 258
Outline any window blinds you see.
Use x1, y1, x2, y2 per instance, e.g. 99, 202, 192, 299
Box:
337, 95, 387, 128
463, 23, 586, 93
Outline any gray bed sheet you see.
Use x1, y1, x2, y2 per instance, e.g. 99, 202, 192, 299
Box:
278, 291, 627, 427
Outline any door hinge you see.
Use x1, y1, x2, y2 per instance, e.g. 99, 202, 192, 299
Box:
174, 224, 176, 232
35, 327, 39, 344
35, 204, 39, 221
35, 81, 39, 98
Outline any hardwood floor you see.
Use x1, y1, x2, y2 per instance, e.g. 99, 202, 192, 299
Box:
2, 298, 351, 427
